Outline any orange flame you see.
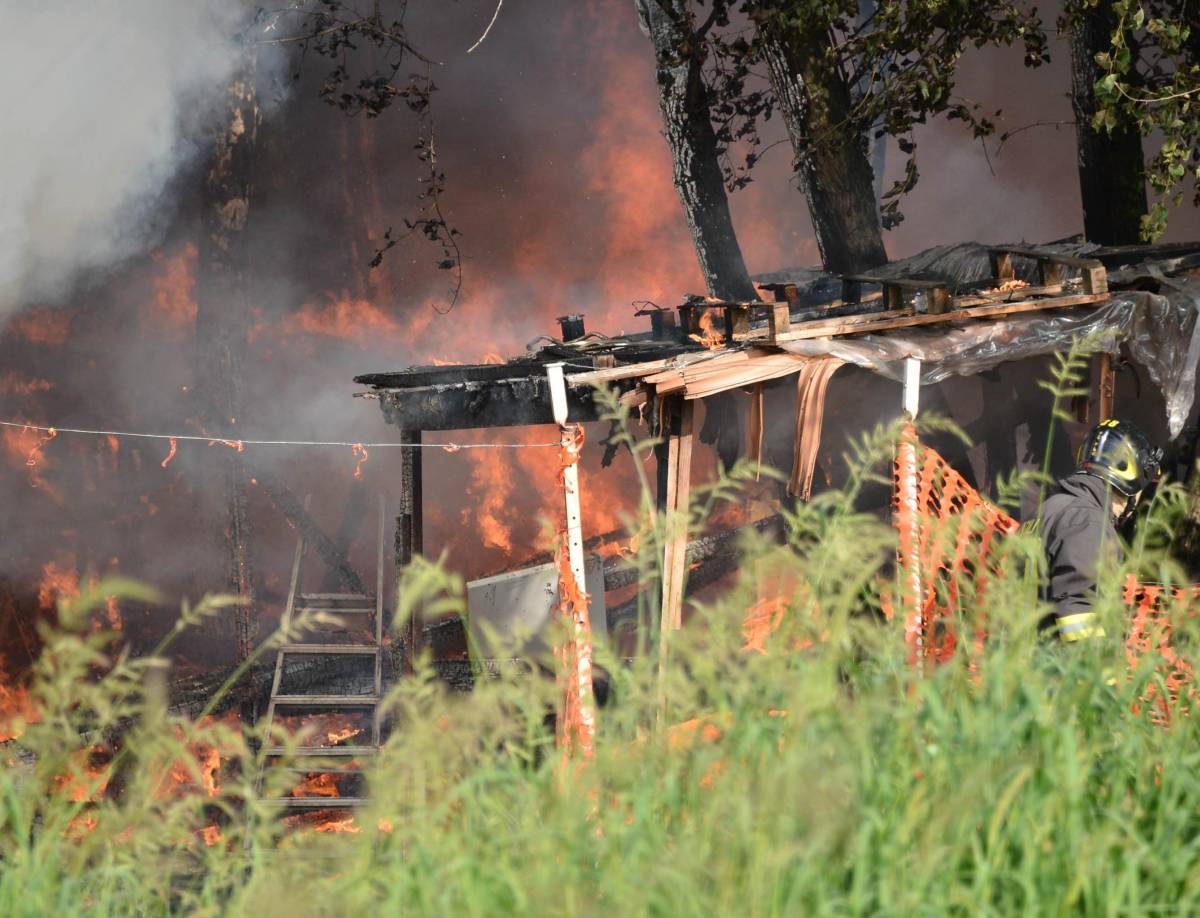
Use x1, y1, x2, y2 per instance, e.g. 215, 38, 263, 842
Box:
6, 308, 71, 346
39, 561, 80, 612
0, 372, 53, 396
262, 292, 402, 349
0, 670, 41, 742
161, 437, 177, 468
689, 310, 724, 350
25, 426, 56, 469
291, 771, 341, 798
352, 443, 368, 479
146, 243, 198, 334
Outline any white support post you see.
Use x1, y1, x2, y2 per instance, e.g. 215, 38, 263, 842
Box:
903, 356, 922, 418
545, 362, 595, 757
546, 363, 586, 590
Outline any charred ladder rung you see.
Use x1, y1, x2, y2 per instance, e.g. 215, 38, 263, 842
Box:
255, 494, 388, 814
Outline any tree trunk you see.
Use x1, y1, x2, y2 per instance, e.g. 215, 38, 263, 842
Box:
1069, 0, 1148, 245
636, 0, 758, 301
195, 49, 260, 663
755, 14, 888, 275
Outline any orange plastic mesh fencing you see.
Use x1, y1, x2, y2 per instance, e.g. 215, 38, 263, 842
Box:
892, 426, 1021, 666
555, 424, 595, 760
1122, 577, 1200, 725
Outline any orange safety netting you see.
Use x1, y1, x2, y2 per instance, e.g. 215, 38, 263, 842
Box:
892, 426, 1020, 666
1122, 577, 1200, 725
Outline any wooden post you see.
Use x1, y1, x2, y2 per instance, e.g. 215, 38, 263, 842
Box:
927, 286, 951, 316
1097, 352, 1116, 421
724, 305, 751, 343
991, 251, 1015, 284
659, 399, 695, 634
1082, 263, 1109, 295
768, 303, 791, 342
1039, 259, 1063, 287
397, 428, 423, 673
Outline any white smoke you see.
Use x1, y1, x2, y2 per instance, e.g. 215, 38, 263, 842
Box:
0, 0, 276, 310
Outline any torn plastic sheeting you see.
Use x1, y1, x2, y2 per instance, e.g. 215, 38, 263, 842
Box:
778, 285, 1200, 437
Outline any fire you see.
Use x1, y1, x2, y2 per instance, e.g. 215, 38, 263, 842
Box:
0, 372, 53, 396
52, 748, 112, 803
463, 437, 519, 554
5, 308, 71, 346
39, 560, 80, 612
291, 771, 341, 798
197, 825, 224, 847
282, 809, 362, 835
352, 443, 369, 479
985, 278, 1032, 294
689, 309, 724, 350
161, 437, 177, 468
265, 292, 402, 348
146, 243, 198, 333
325, 724, 363, 745
0, 670, 40, 742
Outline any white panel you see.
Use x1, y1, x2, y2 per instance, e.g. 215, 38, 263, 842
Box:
466, 556, 607, 661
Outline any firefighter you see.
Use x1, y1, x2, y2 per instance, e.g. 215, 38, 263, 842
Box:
1039, 419, 1162, 642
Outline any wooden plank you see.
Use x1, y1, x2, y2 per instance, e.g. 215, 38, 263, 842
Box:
769, 303, 791, 338
990, 246, 1104, 269
769, 306, 914, 344
774, 293, 1109, 342
1097, 351, 1116, 420
950, 283, 1065, 308
660, 400, 694, 634
566, 358, 673, 387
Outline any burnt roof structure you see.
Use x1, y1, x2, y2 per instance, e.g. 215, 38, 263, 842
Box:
355, 239, 1200, 663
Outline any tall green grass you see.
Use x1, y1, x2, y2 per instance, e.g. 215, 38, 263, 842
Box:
2, 392, 1199, 915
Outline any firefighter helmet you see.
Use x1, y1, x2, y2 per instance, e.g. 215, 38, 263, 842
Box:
1077, 419, 1162, 496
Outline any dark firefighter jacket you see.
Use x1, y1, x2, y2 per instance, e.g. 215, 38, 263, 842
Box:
1039, 472, 1123, 641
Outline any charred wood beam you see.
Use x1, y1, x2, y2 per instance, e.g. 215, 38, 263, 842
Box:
364, 376, 605, 432
248, 464, 367, 595
396, 428, 423, 672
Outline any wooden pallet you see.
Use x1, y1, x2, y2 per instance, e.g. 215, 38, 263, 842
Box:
765, 247, 1110, 345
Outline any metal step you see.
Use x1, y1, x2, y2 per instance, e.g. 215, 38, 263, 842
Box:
271, 694, 380, 706
300, 593, 371, 601
265, 745, 378, 757
265, 797, 370, 808
277, 643, 378, 655
297, 606, 375, 615
269, 766, 367, 775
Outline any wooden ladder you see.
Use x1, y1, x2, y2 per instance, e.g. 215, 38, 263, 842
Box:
256, 495, 387, 812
